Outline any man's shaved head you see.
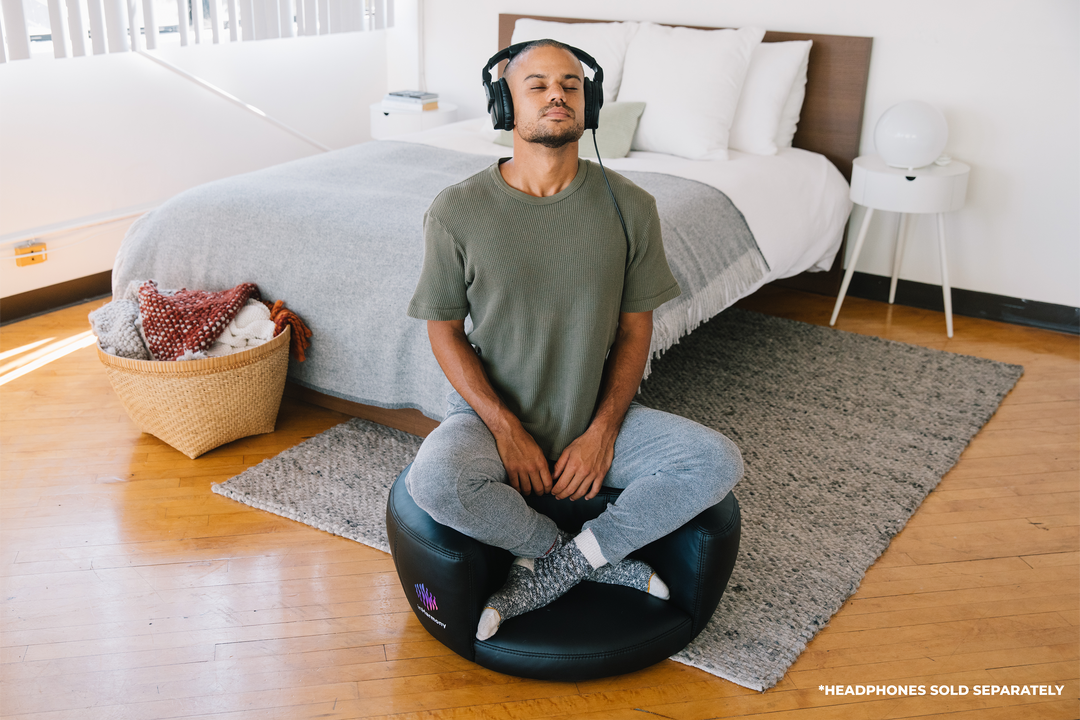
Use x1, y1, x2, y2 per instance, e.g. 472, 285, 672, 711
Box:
504, 39, 582, 80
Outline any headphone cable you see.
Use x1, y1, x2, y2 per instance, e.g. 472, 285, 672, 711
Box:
592, 128, 631, 250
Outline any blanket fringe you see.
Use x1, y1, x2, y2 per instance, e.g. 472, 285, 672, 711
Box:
644, 250, 770, 380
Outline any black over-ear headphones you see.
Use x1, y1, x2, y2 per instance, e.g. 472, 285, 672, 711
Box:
482, 41, 605, 132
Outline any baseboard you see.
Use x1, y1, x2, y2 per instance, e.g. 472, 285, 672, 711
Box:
4, 268, 1075, 337
843, 272, 1079, 335
769, 263, 842, 297
284, 382, 439, 437
0, 271, 113, 325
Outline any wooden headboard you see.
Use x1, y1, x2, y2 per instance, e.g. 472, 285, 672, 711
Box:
499, 14, 873, 294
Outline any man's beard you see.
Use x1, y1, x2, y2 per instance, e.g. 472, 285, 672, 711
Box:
518, 105, 584, 148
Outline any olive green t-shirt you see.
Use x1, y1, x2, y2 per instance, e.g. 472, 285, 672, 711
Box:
408, 158, 680, 460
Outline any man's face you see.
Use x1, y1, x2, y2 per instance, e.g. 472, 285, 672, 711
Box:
506, 46, 586, 149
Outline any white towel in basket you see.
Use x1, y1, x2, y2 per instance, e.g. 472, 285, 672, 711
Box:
206, 300, 277, 358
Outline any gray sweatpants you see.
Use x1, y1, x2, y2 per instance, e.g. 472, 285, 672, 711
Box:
405, 391, 744, 564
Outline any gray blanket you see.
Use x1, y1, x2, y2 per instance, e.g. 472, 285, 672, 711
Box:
114, 141, 767, 420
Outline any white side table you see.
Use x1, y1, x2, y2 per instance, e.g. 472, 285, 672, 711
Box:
831, 154, 970, 337
370, 103, 459, 140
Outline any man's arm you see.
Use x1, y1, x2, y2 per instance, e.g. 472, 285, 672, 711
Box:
551, 310, 653, 501
426, 319, 553, 496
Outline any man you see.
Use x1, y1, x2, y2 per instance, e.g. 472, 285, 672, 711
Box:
406, 39, 743, 641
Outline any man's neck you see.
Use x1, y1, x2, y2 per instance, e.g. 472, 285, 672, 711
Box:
500, 139, 580, 198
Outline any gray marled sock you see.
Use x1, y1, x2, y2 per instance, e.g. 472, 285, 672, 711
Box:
476, 533, 593, 640
589, 557, 670, 599
553, 528, 670, 598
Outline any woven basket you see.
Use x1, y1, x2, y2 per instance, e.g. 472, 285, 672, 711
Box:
98, 326, 291, 459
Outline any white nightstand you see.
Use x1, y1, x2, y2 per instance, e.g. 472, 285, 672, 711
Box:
370, 103, 459, 140
831, 154, 971, 337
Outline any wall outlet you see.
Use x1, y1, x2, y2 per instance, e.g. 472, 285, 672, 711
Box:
15, 242, 46, 267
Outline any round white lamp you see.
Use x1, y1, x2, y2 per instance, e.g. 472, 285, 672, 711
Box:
874, 100, 948, 171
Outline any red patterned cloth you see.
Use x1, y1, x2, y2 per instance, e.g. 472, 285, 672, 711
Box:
138, 281, 260, 361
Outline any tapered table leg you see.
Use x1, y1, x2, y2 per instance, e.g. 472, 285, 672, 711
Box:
938, 213, 953, 338
831, 207, 875, 326
889, 213, 909, 305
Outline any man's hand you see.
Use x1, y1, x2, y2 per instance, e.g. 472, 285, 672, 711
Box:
494, 421, 553, 496
551, 311, 653, 501
551, 425, 617, 501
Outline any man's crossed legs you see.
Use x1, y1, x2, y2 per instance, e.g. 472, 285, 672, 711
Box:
405, 392, 744, 639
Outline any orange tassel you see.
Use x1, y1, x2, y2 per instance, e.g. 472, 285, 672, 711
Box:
261, 299, 312, 361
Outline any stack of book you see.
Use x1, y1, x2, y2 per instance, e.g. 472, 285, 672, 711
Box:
382, 91, 439, 113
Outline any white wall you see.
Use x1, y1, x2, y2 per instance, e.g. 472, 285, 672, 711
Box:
420, 0, 1080, 308
0, 31, 387, 299
386, 0, 421, 91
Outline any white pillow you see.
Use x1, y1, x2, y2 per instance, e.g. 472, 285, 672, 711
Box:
617, 22, 765, 160
775, 42, 812, 148
729, 40, 813, 156
510, 19, 640, 102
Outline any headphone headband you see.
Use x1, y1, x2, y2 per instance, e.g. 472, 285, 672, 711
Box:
481, 41, 604, 88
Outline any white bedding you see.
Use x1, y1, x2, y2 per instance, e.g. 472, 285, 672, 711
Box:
397, 118, 852, 283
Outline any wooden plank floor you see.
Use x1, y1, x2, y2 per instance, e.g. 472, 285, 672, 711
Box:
1, 288, 1076, 720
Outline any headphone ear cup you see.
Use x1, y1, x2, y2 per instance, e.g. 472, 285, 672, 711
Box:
495, 78, 514, 131
583, 77, 603, 131
485, 81, 500, 129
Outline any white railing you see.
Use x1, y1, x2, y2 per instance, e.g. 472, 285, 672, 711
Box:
1, 0, 392, 60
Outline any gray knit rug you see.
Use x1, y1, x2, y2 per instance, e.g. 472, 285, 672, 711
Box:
213, 309, 1023, 690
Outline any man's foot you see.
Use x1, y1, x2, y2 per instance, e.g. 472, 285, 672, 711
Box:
476, 532, 593, 640
588, 558, 670, 599
566, 526, 670, 599
476, 530, 671, 641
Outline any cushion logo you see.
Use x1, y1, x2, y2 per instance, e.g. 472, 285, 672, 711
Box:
415, 583, 438, 612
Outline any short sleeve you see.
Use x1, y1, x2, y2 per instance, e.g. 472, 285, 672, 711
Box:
620, 198, 681, 313
407, 210, 470, 321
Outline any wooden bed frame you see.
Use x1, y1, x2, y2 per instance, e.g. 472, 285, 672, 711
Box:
290, 15, 873, 435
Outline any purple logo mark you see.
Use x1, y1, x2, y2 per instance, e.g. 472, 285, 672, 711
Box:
415, 583, 438, 612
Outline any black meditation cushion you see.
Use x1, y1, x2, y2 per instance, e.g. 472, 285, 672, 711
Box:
385, 464, 740, 681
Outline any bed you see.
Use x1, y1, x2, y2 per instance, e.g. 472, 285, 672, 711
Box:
111, 15, 872, 435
